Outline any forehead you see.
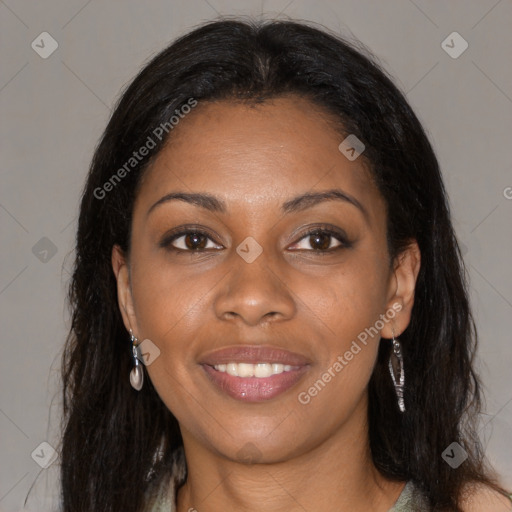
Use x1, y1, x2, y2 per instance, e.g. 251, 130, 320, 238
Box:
135, 96, 383, 219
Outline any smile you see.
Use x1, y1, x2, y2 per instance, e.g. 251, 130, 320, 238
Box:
213, 362, 300, 377
199, 345, 311, 402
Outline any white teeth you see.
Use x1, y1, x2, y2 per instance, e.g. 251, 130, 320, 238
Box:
272, 363, 284, 374
237, 363, 254, 377
254, 363, 272, 378
226, 363, 238, 376
213, 362, 297, 377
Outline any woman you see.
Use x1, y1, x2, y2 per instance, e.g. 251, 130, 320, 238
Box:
61, 19, 511, 511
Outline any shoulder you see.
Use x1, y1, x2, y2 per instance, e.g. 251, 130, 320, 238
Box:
459, 482, 512, 512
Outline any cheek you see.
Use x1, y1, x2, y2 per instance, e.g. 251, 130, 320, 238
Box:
129, 251, 217, 341
129, 260, 209, 420
127, 256, 207, 396
293, 270, 386, 430
296, 251, 389, 399
304, 254, 390, 346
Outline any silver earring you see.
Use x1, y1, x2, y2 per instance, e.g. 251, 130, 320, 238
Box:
388, 332, 405, 412
129, 329, 144, 391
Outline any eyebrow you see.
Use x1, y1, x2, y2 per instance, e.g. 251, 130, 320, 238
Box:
282, 189, 368, 220
147, 188, 369, 220
147, 192, 227, 217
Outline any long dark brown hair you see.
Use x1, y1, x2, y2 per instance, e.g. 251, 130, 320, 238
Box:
61, 18, 508, 511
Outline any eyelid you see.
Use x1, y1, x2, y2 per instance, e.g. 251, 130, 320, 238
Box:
287, 224, 352, 251
159, 223, 352, 253
159, 226, 224, 251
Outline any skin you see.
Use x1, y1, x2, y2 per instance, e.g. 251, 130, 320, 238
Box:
112, 95, 423, 511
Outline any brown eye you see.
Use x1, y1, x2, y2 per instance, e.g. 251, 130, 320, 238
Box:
183, 233, 208, 250
308, 232, 333, 250
289, 228, 350, 252
161, 229, 223, 252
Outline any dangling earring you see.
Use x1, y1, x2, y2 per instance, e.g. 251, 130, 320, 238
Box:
388, 331, 405, 412
129, 329, 144, 391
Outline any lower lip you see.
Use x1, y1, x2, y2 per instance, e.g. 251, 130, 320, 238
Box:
202, 364, 309, 402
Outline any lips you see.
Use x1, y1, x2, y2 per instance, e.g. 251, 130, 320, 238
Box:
199, 345, 311, 402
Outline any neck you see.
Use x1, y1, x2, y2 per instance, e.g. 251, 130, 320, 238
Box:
176, 399, 405, 512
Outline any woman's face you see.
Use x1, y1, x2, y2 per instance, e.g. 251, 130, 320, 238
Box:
113, 96, 419, 463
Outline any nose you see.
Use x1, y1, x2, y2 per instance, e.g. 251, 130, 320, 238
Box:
213, 251, 296, 327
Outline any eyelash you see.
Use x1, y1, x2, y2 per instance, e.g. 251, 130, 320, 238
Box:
289, 226, 352, 253
160, 224, 352, 255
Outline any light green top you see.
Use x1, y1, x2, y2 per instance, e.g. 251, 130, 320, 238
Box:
388, 481, 429, 511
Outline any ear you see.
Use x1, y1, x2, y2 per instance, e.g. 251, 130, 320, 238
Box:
381, 240, 421, 338
112, 245, 139, 336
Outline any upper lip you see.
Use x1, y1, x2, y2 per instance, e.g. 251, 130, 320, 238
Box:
199, 345, 311, 366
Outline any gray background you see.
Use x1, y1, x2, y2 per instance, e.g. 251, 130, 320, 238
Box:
1, 0, 511, 510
